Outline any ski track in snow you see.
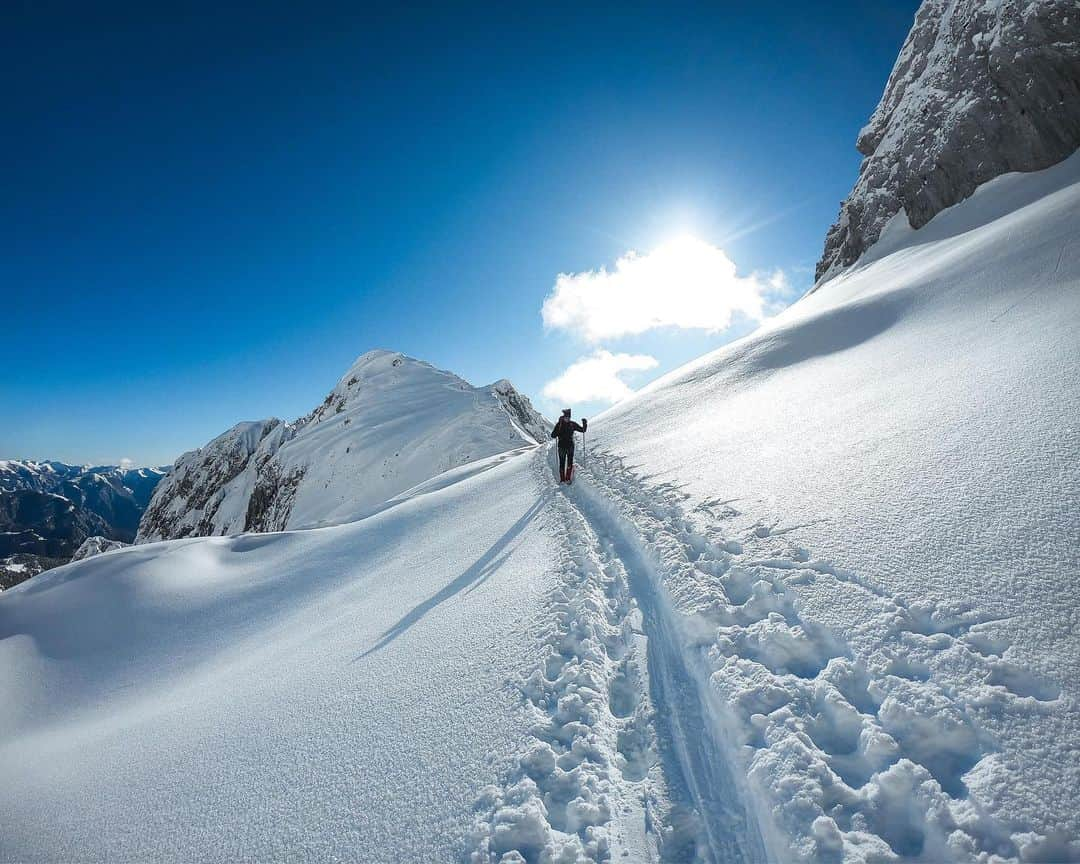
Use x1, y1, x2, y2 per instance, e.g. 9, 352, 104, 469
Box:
473, 445, 1070, 863
470, 447, 763, 863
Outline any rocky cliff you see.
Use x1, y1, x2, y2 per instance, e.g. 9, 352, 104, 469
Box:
817, 0, 1080, 283
71, 535, 129, 561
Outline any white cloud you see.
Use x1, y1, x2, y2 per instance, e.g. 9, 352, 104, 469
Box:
119, 457, 135, 470
543, 350, 658, 405
542, 235, 784, 342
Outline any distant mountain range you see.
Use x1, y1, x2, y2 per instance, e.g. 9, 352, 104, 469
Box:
0, 460, 166, 588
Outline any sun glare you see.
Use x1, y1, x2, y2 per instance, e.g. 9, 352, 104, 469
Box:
651, 234, 719, 282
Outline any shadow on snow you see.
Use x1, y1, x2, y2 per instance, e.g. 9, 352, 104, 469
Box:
356, 491, 550, 660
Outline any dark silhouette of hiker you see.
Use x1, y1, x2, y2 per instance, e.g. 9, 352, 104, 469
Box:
551, 409, 586, 483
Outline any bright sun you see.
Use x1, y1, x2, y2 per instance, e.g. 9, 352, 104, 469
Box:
648, 234, 725, 283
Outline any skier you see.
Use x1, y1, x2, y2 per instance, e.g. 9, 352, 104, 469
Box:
551, 408, 587, 484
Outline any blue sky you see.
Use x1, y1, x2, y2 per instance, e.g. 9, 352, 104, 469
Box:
2, 1, 919, 466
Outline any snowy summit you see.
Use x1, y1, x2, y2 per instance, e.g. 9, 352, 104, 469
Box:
137, 349, 548, 541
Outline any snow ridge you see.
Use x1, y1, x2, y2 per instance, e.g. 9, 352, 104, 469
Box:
138, 351, 547, 541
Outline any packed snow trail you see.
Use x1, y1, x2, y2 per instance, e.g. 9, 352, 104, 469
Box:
470, 447, 764, 863
473, 155, 1080, 862
474, 438, 1058, 862
564, 450, 1057, 861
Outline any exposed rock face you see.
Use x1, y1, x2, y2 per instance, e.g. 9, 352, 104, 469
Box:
71, 536, 128, 561
817, 0, 1080, 283
138, 351, 549, 542
490, 379, 549, 444
0, 490, 109, 558
137, 419, 292, 542
243, 461, 305, 533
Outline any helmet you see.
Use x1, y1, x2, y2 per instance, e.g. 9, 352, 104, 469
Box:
562, 408, 571, 417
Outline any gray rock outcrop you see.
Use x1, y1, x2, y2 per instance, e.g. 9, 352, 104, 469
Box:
136, 419, 291, 542
817, 0, 1080, 283
71, 536, 129, 561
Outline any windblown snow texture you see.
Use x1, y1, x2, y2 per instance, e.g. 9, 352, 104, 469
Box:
816, 0, 1080, 282
137, 351, 547, 541
0, 449, 557, 863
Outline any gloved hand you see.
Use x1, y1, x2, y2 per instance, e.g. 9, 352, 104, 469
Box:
582, 418, 588, 431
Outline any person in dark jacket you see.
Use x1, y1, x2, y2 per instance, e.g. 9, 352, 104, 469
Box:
551, 408, 587, 483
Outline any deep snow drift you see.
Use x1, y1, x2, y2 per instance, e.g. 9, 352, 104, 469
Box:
1, 448, 558, 861
0, 445, 723, 862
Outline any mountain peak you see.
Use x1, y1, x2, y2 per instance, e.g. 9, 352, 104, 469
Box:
341, 348, 405, 374
139, 351, 547, 541
333, 350, 469, 394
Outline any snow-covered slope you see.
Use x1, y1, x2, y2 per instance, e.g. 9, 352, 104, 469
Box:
0, 449, 562, 862
580, 152, 1080, 860
817, 0, 1080, 281
138, 350, 548, 541
3, 443, 742, 862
